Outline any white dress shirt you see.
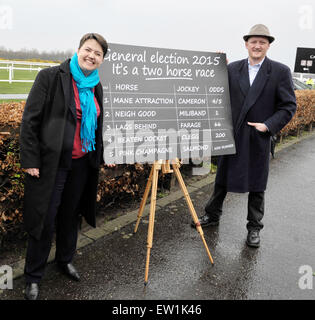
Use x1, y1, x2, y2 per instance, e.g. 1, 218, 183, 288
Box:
248, 57, 265, 86
247, 57, 269, 131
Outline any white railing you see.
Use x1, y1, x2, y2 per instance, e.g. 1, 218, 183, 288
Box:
0, 66, 41, 83
0, 60, 59, 83
0, 60, 59, 67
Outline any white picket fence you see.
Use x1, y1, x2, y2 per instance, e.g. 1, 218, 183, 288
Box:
0, 60, 59, 83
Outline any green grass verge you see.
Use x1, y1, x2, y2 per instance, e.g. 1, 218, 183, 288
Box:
0, 66, 40, 94
0, 82, 33, 94
0, 99, 26, 103
0, 69, 38, 80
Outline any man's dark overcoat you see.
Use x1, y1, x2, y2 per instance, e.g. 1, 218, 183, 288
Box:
215, 57, 296, 192
20, 59, 104, 240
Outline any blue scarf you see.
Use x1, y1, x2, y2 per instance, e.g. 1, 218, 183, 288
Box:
70, 53, 100, 153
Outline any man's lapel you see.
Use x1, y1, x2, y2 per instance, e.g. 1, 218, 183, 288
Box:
238, 59, 250, 97
235, 57, 272, 134
246, 57, 271, 108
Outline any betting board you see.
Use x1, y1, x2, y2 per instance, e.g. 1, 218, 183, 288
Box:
99, 43, 236, 164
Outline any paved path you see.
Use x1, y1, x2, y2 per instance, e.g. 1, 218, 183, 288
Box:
1, 133, 315, 300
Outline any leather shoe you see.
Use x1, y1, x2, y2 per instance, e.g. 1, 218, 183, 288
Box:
246, 230, 260, 248
191, 214, 219, 228
25, 283, 39, 300
58, 263, 80, 281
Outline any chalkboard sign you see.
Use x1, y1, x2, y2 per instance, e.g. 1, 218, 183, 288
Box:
99, 43, 236, 164
294, 47, 315, 74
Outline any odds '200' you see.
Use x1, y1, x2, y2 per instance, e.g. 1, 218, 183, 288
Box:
215, 132, 226, 138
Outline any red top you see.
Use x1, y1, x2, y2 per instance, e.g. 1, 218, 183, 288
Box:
72, 79, 100, 159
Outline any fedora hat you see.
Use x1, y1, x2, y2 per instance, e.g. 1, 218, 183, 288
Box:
243, 24, 275, 43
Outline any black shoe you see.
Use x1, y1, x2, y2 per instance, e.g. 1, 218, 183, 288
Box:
191, 214, 220, 228
246, 230, 260, 248
58, 263, 80, 281
25, 283, 39, 300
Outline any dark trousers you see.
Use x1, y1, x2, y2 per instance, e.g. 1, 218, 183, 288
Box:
24, 156, 91, 284
204, 183, 265, 231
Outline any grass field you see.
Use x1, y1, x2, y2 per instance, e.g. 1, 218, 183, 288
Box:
0, 67, 38, 94
0, 68, 38, 80
0, 99, 25, 103
0, 82, 33, 94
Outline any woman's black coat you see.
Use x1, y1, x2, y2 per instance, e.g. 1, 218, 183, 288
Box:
20, 59, 103, 240
215, 57, 296, 193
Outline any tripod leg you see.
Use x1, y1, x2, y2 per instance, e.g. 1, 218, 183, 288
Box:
134, 165, 154, 233
171, 161, 214, 265
144, 162, 159, 285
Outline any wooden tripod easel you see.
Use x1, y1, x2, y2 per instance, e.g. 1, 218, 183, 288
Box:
134, 158, 214, 285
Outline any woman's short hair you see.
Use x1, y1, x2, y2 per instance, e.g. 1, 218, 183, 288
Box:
79, 33, 108, 58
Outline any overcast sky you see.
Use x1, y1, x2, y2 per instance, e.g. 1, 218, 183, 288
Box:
0, 0, 314, 70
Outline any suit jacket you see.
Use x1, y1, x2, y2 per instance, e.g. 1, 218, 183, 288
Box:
20, 59, 104, 240
215, 57, 296, 192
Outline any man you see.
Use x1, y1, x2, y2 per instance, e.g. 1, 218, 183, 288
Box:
192, 24, 296, 247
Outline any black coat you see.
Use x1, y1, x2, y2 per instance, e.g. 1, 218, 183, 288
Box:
215, 57, 296, 192
20, 59, 104, 240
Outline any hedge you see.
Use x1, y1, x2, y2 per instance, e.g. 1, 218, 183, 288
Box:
1, 90, 315, 241
0, 102, 153, 242
280, 90, 315, 138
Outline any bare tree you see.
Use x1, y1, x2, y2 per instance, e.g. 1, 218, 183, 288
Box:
0, 47, 74, 62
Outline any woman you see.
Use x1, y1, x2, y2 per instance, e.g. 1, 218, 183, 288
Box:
20, 33, 112, 300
